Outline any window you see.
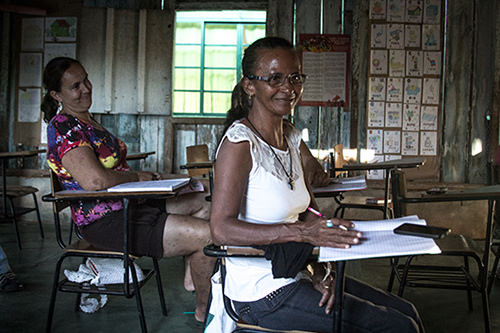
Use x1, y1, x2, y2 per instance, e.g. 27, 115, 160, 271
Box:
173, 11, 266, 117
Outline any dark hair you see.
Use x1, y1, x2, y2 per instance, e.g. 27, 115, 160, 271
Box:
41, 57, 81, 123
223, 36, 295, 133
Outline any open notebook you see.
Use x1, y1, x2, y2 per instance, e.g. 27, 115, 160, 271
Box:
319, 215, 441, 262
107, 178, 191, 192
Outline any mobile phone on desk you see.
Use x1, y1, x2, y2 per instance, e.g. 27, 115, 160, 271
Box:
394, 223, 450, 239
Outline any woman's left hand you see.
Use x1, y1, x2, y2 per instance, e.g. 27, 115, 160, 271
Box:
312, 265, 336, 314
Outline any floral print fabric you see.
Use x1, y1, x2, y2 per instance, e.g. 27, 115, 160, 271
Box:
47, 113, 129, 227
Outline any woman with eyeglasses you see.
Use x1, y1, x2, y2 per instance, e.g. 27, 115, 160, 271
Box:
210, 37, 424, 332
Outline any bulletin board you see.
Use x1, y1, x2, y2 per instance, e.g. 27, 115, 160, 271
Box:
15, 16, 77, 147
298, 34, 350, 108
366, 0, 443, 180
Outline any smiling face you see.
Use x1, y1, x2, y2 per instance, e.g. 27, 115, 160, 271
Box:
50, 63, 92, 117
243, 47, 303, 118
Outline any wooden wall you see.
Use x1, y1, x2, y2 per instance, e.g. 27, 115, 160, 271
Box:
0, 0, 498, 184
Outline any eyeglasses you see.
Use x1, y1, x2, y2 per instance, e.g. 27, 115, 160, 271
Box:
247, 72, 307, 88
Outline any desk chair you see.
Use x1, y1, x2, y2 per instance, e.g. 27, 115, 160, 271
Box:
387, 169, 489, 329
42, 171, 167, 333
330, 144, 392, 219
183, 144, 213, 201
203, 244, 344, 333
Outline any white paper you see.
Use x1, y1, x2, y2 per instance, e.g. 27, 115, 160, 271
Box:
318, 216, 441, 262
386, 78, 403, 101
45, 17, 77, 42
406, 0, 423, 23
302, 52, 347, 103
423, 0, 442, 24
423, 51, 442, 75
420, 131, 437, 155
369, 77, 386, 101
404, 78, 422, 104
107, 178, 191, 192
403, 103, 420, 130
367, 129, 384, 155
384, 130, 401, 154
386, 102, 402, 127
370, 50, 388, 75
312, 177, 367, 194
406, 50, 423, 77
40, 121, 48, 144
420, 105, 438, 130
389, 50, 405, 77
387, 24, 404, 49
19, 53, 42, 87
387, 0, 405, 22
44, 43, 76, 66
422, 24, 440, 50
370, 0, 387, 19
402, 131, 419, 155
371, 24, 387, 48
385, 154, 401, 161
21, 18, 44, 51
422, 78, 440, 105
405, 24, 421, 48
18, 88, 41, 123
368, 101, 385, 127
367, 154, 385, 180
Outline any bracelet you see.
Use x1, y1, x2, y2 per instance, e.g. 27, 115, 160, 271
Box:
321, 262, 332, 282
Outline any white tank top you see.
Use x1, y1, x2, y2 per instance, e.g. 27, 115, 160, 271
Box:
216, 120, 310, 301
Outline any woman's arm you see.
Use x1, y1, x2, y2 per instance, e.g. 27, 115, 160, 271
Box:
209, 138, 361, 248
61, 146, 155, 191
299, 140, 330, 187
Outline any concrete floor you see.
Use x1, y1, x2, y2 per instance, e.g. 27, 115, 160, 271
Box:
0, 218, 499, 333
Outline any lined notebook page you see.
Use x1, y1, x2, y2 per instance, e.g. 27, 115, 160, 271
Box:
318, 216, 441, 262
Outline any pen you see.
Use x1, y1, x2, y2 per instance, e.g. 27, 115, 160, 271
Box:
307, 207, 348, 231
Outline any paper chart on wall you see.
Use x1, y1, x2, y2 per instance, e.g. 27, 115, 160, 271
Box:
420, 106, 438, 130
45, 17, 77, 42
386, 78, 403, 101
384, 130, 401, 154
21, 18, 44, 51
406, 51, 423, 77
371, 24, 387, 48
423, 51, 441, 75
18, 88, 41, 123
406, 0, 423, 23
386, 102, 402, 127
403, 104, 420, 131
387, 0, 405, 22
402, 131, 419, 155
405, 25, 421, 48
19, 53, 42, 87
44, 43, 76, 66
423, 0, 442, 24
404, 78, 422, 104
389, 50, 405, 77
367, 154, 385, 180
40, 120, 47, 144
421, 131, 437, 155
369, 77, 386, 101
370, 50, 388, 75
422, 25, 440, 50
368, 101, 385, 127
369, 0, 387, 20
387, 24, 404, 49
367, 129, 383, 155
422, 78, 440, 105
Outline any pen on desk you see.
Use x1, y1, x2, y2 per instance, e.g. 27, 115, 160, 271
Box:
307, 207, 348, 231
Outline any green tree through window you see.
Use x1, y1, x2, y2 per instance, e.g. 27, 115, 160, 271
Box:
174, 11, 266, 117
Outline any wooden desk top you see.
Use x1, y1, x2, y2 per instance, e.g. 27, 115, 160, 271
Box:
53, 189, 176, 201
180, 161, 214, 169
405, 184, 500, 203
126, 151, 155, 161
0, 149, 46, 159
339, 157, 425, 171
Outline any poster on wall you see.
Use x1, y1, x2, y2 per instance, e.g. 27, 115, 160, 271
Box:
18, 88, 41, 123
386, 102, 402, 127
423, 51, 442, 75
387, 0, 405, 22
298, 34, 350, 107
368, 101, 385, 127
367, 129, 383, 154
369, 0, 387, 20
389, 50, 405, 77
371, 24, 387, 48
384, 130, 401, 154
21, 18, 44, 51
45, 17, 77, 42
386, 78, 403, 101
19, 53, 42, 87
402, 131, 419, 155
44, 43, 76, 66
369, 77, 386, 101
370, 50, 388, 75
423, 0, 442, 24
421, 131, 437, 155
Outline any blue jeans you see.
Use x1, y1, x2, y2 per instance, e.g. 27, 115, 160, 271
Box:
233, 278, 423, 333
0, 245, 11, 275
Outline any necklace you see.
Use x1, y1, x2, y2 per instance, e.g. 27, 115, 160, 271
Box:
245, 117, 294, 190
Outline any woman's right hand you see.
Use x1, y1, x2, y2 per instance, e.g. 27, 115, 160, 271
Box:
136, 171, 161, 181
299, 216, 362, 248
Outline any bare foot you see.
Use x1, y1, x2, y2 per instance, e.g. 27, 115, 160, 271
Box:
184, 257, 195, 292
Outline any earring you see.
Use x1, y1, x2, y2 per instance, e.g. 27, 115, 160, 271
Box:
57, 101, 63, 114
248, 94, 254, 104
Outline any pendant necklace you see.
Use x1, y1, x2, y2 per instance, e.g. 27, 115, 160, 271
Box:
245, 117, 294, 190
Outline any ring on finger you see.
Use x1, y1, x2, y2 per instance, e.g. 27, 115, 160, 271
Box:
326, 219, 334, 228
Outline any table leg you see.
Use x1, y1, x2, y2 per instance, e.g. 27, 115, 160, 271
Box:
383, 169, 390, 219
333, 261, 345, 333
1, 159, 6, 218
481, 200, 493, 332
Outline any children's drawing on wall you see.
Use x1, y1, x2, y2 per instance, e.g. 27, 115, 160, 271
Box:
420, 105, 438, 130
367, 129, 384, 154
45, 17, 77, 42
404, 78, 422, 104
406, 0, 423, 23
368, 101, 385, 127
420, 131, 437, 155
423, 51, 441, 75
367, 155, 385, 180
403, 103, 420, 131
370, 50, 388, 74
402, 131, 419, 155
386, 78, 403, 101
387, 24, 404, 49
385, 154, 401, 161
369, 77, 386, 101
406, 50, 423, 76
389, 50, 405, 77
387, 0, 405, 22
422, 24, 440, 50
422, 78, 440, 104
386, 102, 403, 127
371, 24, 387, 48
405, 24, 421, 48
423, 0, 441, 24
384, 130, 401, 154
370, 0, 387, 20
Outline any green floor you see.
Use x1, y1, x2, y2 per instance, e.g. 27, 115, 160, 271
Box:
0, 219, 499, 333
